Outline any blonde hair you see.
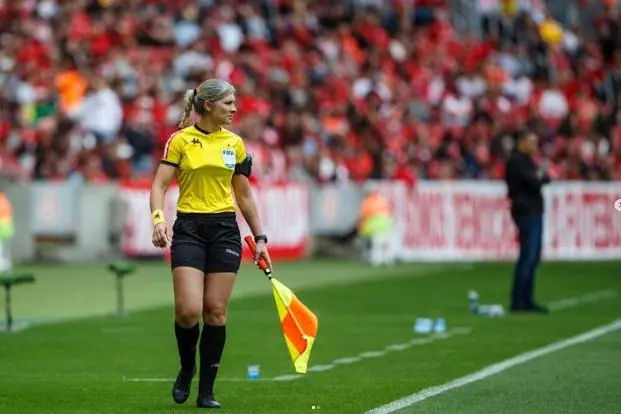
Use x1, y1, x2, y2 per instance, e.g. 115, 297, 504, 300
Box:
178, 79, 236, 128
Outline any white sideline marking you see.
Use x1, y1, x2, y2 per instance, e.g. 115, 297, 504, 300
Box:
548, 289, 617, 311
359, 351, 386, 358
365, 318, 621, 414
270, 327, 471, 381
307, 364, 334, 372
409, 338, 432, 345
272, 374, 299, 381
385, 344, 409, 351
123, 327, 472, 384
333, 357, 360, 364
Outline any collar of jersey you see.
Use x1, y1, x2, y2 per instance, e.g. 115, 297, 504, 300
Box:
193, 124, 223, 136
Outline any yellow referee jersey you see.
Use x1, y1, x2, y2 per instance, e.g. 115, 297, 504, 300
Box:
161, 124, 247, 214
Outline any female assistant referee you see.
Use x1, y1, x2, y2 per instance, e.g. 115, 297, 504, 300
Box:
149, 79, 271, 409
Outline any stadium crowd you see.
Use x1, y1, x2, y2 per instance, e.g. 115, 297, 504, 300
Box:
0, 0, 620, 184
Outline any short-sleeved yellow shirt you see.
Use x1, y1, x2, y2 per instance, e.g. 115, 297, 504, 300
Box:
161, 124, 247, 214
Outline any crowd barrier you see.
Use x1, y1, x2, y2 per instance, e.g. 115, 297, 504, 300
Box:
4, 180, 621, 263
371, 181, 621, 261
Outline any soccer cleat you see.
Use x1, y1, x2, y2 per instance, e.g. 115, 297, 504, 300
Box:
196, 392, 221, 409
171, 367, 196, 404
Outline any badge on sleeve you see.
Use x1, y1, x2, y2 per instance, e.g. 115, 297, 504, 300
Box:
221, 148, 236, 169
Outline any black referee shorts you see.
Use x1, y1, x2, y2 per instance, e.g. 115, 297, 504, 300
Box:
170, 212, 242, 274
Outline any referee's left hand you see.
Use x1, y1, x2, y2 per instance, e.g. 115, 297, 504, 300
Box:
254, 240, 272, 269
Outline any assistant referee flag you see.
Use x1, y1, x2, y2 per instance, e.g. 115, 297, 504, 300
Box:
244, 236, 318, 374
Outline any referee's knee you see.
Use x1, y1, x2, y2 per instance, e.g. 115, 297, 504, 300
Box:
175, 305, 201, 327
203, 304, 227, 326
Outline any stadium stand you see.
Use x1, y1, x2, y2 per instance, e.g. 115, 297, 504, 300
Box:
0, 0, 620, 184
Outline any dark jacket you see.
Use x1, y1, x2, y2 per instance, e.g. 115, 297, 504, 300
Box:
504, 151, 550, 217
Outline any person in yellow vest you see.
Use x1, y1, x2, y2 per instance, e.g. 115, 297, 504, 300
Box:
0, 190, 14, 272
500, 0, 518, 18
357, 189, 396, 267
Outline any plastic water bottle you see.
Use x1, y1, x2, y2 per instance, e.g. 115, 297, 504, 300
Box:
433, 318, 446, 333
247, 365, 260, 380
478, 304, 505, 317
414, 318, 433, 334
468, 290, 480, 315
490, 304, 505, 317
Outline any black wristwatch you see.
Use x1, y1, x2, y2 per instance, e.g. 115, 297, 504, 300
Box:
254, 235, 268, 244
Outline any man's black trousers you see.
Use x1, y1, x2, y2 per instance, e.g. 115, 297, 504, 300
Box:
511, 213, 543, 308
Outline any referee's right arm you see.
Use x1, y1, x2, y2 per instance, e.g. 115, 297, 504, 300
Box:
150, 133, 182, 248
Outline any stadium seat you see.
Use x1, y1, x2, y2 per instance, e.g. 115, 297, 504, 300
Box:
107, 261, 136, 316
1, 273, 35, 332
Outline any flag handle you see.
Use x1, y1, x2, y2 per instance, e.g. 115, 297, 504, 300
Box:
244, 236, 272, 278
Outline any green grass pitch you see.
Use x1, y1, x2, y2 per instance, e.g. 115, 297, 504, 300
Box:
0, 259, 619, 413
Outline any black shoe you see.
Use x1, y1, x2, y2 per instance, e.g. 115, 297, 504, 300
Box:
196, 392, 221, 409
511, 303, 549, 314
171, 367, 196, 404
530, 303, 549, 313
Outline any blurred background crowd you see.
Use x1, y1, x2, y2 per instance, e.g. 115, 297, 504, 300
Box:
1, 0, 620, 184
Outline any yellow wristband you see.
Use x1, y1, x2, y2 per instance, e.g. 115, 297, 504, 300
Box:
152, 209, 165, 226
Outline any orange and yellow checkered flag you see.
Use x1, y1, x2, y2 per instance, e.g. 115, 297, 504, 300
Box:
244, 236, 318, 373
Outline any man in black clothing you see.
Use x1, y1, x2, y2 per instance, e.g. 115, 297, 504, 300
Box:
505, 130, 550, 314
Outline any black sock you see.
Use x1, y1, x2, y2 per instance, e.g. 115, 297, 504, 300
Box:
199, 324, 226, 394
175, 322, 200, 372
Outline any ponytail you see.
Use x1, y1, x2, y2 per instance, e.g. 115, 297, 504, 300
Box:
178, 89, 197, 128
